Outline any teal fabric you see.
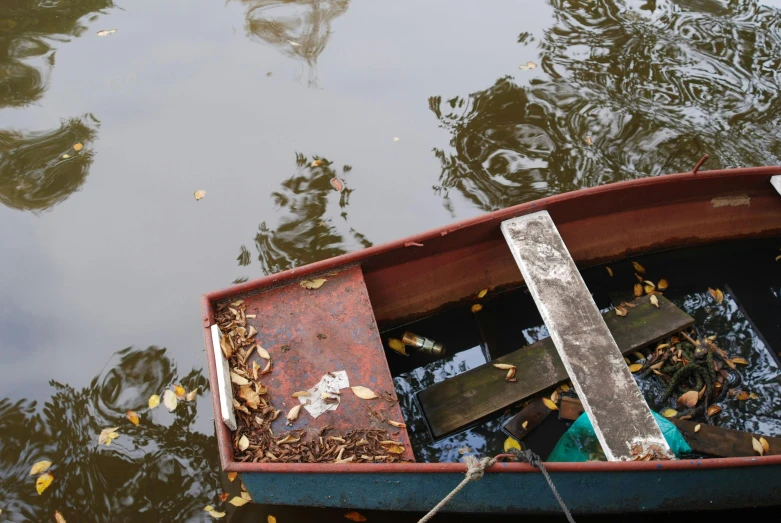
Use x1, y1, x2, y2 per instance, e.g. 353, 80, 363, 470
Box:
547, 411, 692, 462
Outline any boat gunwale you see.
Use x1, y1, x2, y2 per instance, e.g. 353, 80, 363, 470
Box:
200, 166, 781, 475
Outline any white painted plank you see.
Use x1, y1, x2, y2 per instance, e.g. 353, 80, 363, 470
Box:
211, 324, 237, 431
501, 211, 672, 461
771, 175, 781, 196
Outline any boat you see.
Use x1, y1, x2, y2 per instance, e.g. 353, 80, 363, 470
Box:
200, 163, 781, 514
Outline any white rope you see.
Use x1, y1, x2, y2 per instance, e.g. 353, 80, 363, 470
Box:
417, 455, 496, 523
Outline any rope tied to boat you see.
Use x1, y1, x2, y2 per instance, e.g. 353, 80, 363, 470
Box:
416, 449, 575, 523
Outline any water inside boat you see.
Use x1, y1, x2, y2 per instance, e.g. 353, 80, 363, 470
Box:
382, 238, 781, 462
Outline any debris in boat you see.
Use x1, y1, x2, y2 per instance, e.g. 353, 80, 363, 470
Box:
300, 278, 327, 289
227, 472, 237, 482
299, 371, 350, 417
98, 427, 119, 445
387, 338, 406, 356
650, 295, 659, 308
401, 331, 445, 356
760, 437, 770, 453
148, 394, 160, 409
661, 408, 678, 418
388, 419, 406, 428
238, 435, 250, 450
97, 29, 116, 36
229, 496, 250, 506
615, 306, 628, 317
345, 511, 367, 522
471, 304, 483, 313
292, 390, 310, 397
628, 363, 642, 373
208, 508, 226, 519
36, 472, 53, 494
633, 283, 643, 297
352, 386, 378, 400
477, 288, 488, 298
678, 390, 698, 408
218, 492, 229, 502
606, 266, 613, 277
542, 398, 558, 410
518, 61, 537, 70
632, 261, 646, 274
280, 344, 291, 353
629, 441, 673, 461
708, 287, 724, 304
504, 437, 522, 452
30, 461, 52, 475
658, 278, 669, 290
694, 424, 701, 433
126, 410, 140, 426
752, 437, 764, 456
506, 367, 517, 382
493, 363, 515, 370
317, 333, 328, 340
55, 510, 66, 523
194, 189, 206, 201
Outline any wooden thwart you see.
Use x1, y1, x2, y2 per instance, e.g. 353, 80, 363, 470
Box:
417, 293, 693, 439
501, 211, 670, 461
559, 397, 781, 458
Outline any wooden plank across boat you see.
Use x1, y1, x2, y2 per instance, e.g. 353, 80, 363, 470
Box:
201, 166, 781, 514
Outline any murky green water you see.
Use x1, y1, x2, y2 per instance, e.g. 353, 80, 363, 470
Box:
3, 0, 781, 520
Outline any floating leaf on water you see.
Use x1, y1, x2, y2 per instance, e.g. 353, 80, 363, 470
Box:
493, 363, 516, 370
345, 511, 367, 522
731, 357, 749, 365
753, 437, 764, 456
632, 261, 645, 274
661, 408, 678, 418
268, 516, 277, 523
174, 385, 186, 398
518, 61, 537, 70
749, 392, 759, 400
291, 391, 310, 397
257, 346, 271, 359
36, 472, 54, 494
163, 389, 178, 411
633, 283, 643, 297
471, 303, 483, 313
330, 177, 345, 192
209, 509, 226, 519
98, 427, 119, 445
707, 405, 722, 417
62, 154, 70, 159
605, 266, 613, 277
351, 386, 378, 400
30, 460, 52, 475
312, 160, 323, 167
542, 398, 558, 411
393, 137, 400, 142
194, 190, 206, 201
228, 472, 238, 482
650, 295, 660, 308
584, 136, 593, 146
387, 338, 406, 356
286, 404, 303, 422
288, 41, 301, 46
694, 424, 701, 433
55, 510, 66, 523
678, 390, 698, 408
97, 29, 116, 36
658, 278, 669, 290
724, 358, 736, 370
628, 363, 643, 373
503, 437, 521, 452
477, 288, 489, 298
229, 496, 250, 506
760, 437, 770, 453
238, 435, 250, 451
230, 372, 249, 386
186, 387, 199, 401
205, 505, 214, 512
73, 143, 83, 151
388, 420, 406, 428
708, 287, 724, 304
736, 391, 750, 401
300, 278, 327, 290
126, 410, 140, 426
148, 394, 160, 409
615, 306, 627, 317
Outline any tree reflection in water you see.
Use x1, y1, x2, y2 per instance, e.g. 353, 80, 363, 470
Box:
0, 347, 219, 522
430, 0, 781, 212
234, 0, 349, 86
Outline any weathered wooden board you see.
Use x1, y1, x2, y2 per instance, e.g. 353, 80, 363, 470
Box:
501, 211, 671, 461
559, 397, 781, 458
418, 294, 692, 439
502, 398, 553, 441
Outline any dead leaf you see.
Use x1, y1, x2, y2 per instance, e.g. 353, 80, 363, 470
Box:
287, 404, 303, 422
345, 511, 367, 522
98, 427, 119, 445
551, 390, 559, 403
228, 472, 238, 482
388, 338, 406, 356
268, 516, 277, 523
503, 437, 521, 452
238, 435, 250, 451
73, 143, 83, 152
300, 278, 327, 290
628, 363, 643, 373
737, 391, 750, 401
218, 492, 230, 502
239, 386, 262, 409
506, 367, 516, 381
760, 437, 770, 454
518, 61, 537, 70
330, 177, 345, 192
633, 283, 643, 297
471, 303, 483, 313
749, 392, 759, 400
241, 491, 251, 501
230, 372, 250, 386
707, 405, 722, 417
753, 437, 764, 456
61, 154, 70, 159
219, 334, 233, 359
606, 266, 613, 277
635, 272, 644, 282
209, 509, 226, 519
615, 306, 627, 317
186, 387, 199, 401
351, 386, 378, 400
194, 190, 206, 201
312, 159, 323, 167
163, 389, 178, 412
493, 363, 516, 370
661, 408, 678, 418
174, 385, 186, 398
229, 496, 250, 506
291, 391, 310, 397
644, 283, 655, 294
731, 357, 749, 365
393, 137, 400, 142
650, 295, 659, 308
379, 441, 405, 454
97, 29, 116, 36
256, 346, 270, 360
30, 460, 52, 475
148, 394, 160, 409
694, 424, 701, 433
388, 420, 406, 428
36, 472, 54, 494
542, 398, 558, 411
585, 136, 593, 146
678, 390, 698, 408
205, 505, 214, 511
522, 420, 529, 429
708, 287, 724, 304
560, 384, 570, 392
658, 279, 669, 290
632, 261, 645, 274
55, 510, 66, 523
477, 288, 488, 298
126, 410, 140, 426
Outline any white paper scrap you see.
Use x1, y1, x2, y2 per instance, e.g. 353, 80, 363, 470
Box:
299, 370, 350, 418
